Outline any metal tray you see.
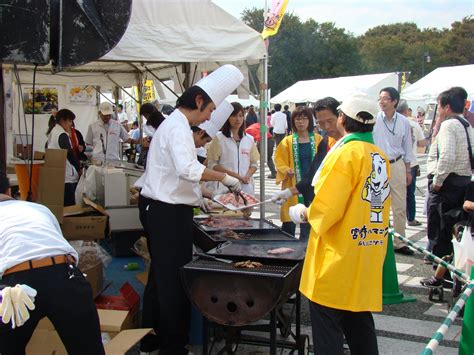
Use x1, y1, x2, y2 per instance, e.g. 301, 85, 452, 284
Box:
207, 240, 307, 261
194, 217, 280, 232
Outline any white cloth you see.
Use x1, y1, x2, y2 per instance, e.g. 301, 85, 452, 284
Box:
0, 200, 78, 277
207, 132, 256, 195
85, 119, 129, 162
373, 111, 413, 164
408, 119, 425, 168
48, 125, 79, 184
117, 111, 128, 123
143, 124, 156, 138
270, 111, 288, 134
141, 109, 206, 205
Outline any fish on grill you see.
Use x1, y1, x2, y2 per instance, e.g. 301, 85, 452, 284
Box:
218, 192, 259, 208
267, 247, 295, 255
234, 260, 263, 268
215, 229, 251, 240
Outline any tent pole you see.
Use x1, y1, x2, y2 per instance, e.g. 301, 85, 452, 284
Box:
259, 59, 269, 219
0, 64, 6, 173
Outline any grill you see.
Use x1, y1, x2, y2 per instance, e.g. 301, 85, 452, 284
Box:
185, 216, 309, 354
193, 217, 295, 251
182, 259, 301, 327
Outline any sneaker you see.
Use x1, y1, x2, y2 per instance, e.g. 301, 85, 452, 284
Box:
420, 276, 442, 287
267, 174, 276, 179
407, 219, 422, 226
423, 256, 433, 265
394, 246, 415, 255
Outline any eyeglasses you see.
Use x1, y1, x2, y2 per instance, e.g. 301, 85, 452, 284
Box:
378, 96, 392, 102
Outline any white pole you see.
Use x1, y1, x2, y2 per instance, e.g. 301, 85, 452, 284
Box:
259, 0, 269, 219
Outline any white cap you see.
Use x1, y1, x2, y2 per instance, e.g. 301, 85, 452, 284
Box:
199, 101, 233, 138
195, 65, 244, 107
338, 93, 379, 124
99, 102, 113, 115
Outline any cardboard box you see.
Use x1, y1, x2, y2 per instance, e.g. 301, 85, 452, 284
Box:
84, 261, 104, 299
95, 282, 140, 330
62, 198, 108, 241
38, 149, 108, 240
28, 315, 151, 355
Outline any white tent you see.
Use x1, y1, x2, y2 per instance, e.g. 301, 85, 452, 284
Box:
270, 72, 400, 105
225, 94, 260, 108
401, 64, 474, 110
4, 0, 267, 156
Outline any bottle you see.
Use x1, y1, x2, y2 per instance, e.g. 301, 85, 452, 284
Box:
123, 262, 139, 271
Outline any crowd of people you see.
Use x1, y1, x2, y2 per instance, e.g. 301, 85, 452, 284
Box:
1, 60, 473, 355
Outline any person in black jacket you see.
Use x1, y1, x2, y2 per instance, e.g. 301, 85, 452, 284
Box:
271, 97, 342, 241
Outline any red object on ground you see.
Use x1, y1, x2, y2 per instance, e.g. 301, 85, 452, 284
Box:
95, 282, 140, 312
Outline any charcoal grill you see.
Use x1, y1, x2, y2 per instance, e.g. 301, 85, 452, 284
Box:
193, 217, 295, 251
181, 256, 308, 354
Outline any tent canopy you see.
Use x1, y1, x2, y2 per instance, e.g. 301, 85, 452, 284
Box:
401, 64, 474, 102
4, 0, 266, 156
270, 72, 400, 105
9, 0, 267, 88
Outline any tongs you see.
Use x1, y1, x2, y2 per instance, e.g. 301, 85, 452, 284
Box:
228, 187, 247, 206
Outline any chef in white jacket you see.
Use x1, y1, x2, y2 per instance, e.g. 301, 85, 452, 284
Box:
140, 65, 243, 355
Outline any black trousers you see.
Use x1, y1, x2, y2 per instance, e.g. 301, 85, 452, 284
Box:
274, 133, 286, 147
0, 263, 104, 355
427, 174, 469, 257
146, 199, 193, 355
138, 194, 161, 350
64, 182, 77, 207
282, 221, 296, 237
309, 301, 378, 355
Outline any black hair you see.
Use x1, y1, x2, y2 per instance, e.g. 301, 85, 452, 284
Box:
340, 111, 374, 133
291, 107, 314, 132
176, 86, 213, 111
274, 103, 282, 111
379, 87, 400, 108
313, 97, 339, 116
0, 171, 9, 194
191, 126, 211, 139
118, 104, 124, 109
132, 121, 139, 128
438, 87, 467, 113
284, 104, 289, 110
146, 111, 166, 129
55, 109, 75, 123
222, 102, 245, 139
140, 103, 158, 116
46, 115, 56, 136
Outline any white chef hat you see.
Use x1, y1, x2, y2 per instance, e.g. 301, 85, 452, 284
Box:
195, 65, 244, 107
199, 101, 233, 138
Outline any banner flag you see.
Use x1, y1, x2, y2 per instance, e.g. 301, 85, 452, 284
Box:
262, 0, 289, 39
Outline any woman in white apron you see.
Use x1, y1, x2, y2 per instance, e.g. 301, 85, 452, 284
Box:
207, 102, 260, 195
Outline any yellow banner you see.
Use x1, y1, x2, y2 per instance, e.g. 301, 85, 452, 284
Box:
143, 80, 155, 102
262, 0, 289, 40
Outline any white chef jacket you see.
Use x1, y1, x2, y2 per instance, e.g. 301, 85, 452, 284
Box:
207, 132, 258, 195
141, 109, 206, 206
48, 125, 79, 184
0, 199, 78, 277
85, 119, 129, 162
117, 111, 128, 124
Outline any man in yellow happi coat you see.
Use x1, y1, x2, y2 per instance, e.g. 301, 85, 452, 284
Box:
289, 94, 391, 355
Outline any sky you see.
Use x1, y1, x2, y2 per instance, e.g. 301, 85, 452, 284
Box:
212, 0, 473, 35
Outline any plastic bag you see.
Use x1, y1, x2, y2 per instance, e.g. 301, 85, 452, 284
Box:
74, 173, 86, 207
69, 241, 112, 270
452, 224, 474, 274
132, 237, 150, 270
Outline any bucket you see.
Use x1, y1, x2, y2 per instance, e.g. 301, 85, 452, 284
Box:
14, 161, 43, 201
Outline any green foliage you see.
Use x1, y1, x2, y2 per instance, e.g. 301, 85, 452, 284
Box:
241, 8, 473, 96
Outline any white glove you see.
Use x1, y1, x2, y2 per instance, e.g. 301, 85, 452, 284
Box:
221, 174, 241, 193
0, 285, 37, 329
289, 204, 308, 224
200, 198, 212, 213
271, 188, 293, 204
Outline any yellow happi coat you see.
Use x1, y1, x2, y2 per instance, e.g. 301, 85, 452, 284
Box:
300, 134, 391, 312
274, 133, 322, 222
